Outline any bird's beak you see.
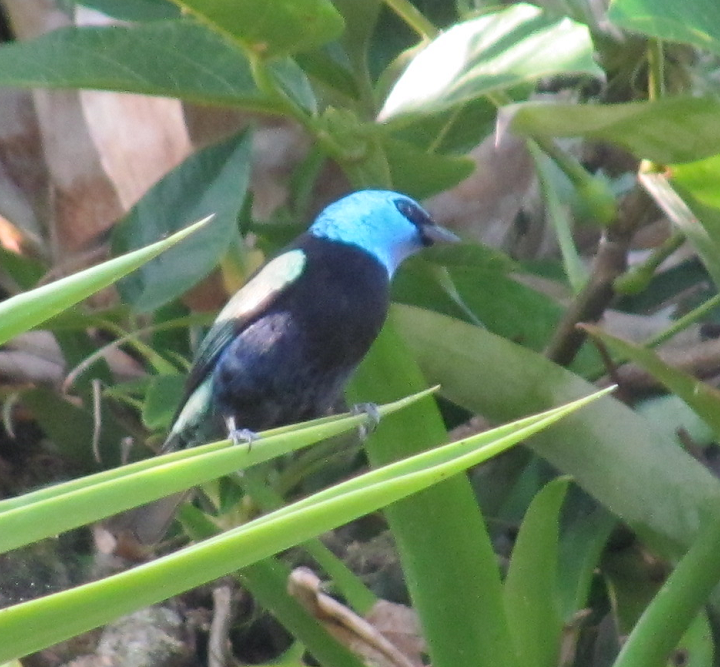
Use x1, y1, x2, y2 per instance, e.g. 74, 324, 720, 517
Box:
422, 224, 461, 246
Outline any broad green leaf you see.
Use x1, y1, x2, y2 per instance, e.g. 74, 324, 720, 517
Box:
0, 21, 282, 111
268, 57, 317, 113
0, 390, 605, 661
170, 0, 344, 57
384, 138, 474, 199
295, 49, 360, 100
393, 304, 720, 556
504, 478, 569, 667
0, 218, 208, 346
609, 0, 720, 56
388, 96, 497, 154
113, 132, 251, 312
509, 97, 720, 164
396, 250, 599, 374
378, 3, 601, 121
77, 0, 181, 20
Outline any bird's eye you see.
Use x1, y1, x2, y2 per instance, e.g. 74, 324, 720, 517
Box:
395, 199, 436, 245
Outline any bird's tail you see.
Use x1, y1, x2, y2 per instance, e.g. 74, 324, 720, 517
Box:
105, 490, 192, 547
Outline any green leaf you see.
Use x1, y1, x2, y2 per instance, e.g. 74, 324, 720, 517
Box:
384, 138, 474, 199
509, 97, 720, 164
0, 20, 281, 110
613, 513, 720, 667
670, 157, 720, 291
608, 0, 720, 56
504, 477, 569, 667
113, 132, 252, 312
170, 0, 344, 57
331, 0, 382, 70
267, 57, 317, 113
320, 107, 391, 188
672, 612, 714, 667
76, 0, 181, 21
0, 218, 209, 346
528, 142, 587, 292
0, 390, 606, 661
582, 325, 720, 440
22, 387, 132, 472
350, 322, 520, 667
142, 374, 185, 430
557, 488, 616, 619
640, 169, 720, 290
378, 3, 601, 121
0, 392, 433, 555
393, 304, 720, 556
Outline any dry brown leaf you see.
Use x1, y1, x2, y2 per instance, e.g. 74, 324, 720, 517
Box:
288, 567, 426, 667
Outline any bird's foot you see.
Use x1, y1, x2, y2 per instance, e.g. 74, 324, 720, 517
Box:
225, 416, 259, 449
351, 402, 381, 440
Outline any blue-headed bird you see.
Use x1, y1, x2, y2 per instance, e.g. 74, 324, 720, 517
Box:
121, 190, 459, 544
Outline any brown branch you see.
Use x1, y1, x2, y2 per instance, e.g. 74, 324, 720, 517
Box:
544, 186, 655, 366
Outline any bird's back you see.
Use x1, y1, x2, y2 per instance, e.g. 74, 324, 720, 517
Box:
210, 233, 390, 433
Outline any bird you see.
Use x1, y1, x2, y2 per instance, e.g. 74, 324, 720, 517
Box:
118, 189, 459, 544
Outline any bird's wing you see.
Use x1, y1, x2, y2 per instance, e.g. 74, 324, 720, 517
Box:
179, 248, 307, 408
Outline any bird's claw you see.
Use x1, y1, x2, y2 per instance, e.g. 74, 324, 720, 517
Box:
351, 402, 381, 440
225, 417, 259, 449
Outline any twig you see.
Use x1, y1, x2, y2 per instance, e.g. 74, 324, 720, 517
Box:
544, 186, 655, 366
208, 584, 235, 667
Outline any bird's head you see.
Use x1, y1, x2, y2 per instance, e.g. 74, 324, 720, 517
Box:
309, 190, 460, 276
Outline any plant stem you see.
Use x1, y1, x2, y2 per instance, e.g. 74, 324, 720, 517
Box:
613, 512, 720, 667
645, 293, 720, 349
384, 0, 438, 39
647, 39, 665, 102
544, 187, 653, 366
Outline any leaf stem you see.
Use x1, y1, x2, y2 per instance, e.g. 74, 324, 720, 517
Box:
383, 0, 438, 39
645, 292, 720, 349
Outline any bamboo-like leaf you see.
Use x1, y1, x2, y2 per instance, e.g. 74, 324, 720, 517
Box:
0, 391, 608, 661
0, 217, 210, 347
0, 391, 433, 555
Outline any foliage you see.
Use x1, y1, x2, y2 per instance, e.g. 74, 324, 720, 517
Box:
0, 0, 720, 666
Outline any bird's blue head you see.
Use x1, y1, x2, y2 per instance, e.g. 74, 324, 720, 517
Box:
309, 190, 460, 276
